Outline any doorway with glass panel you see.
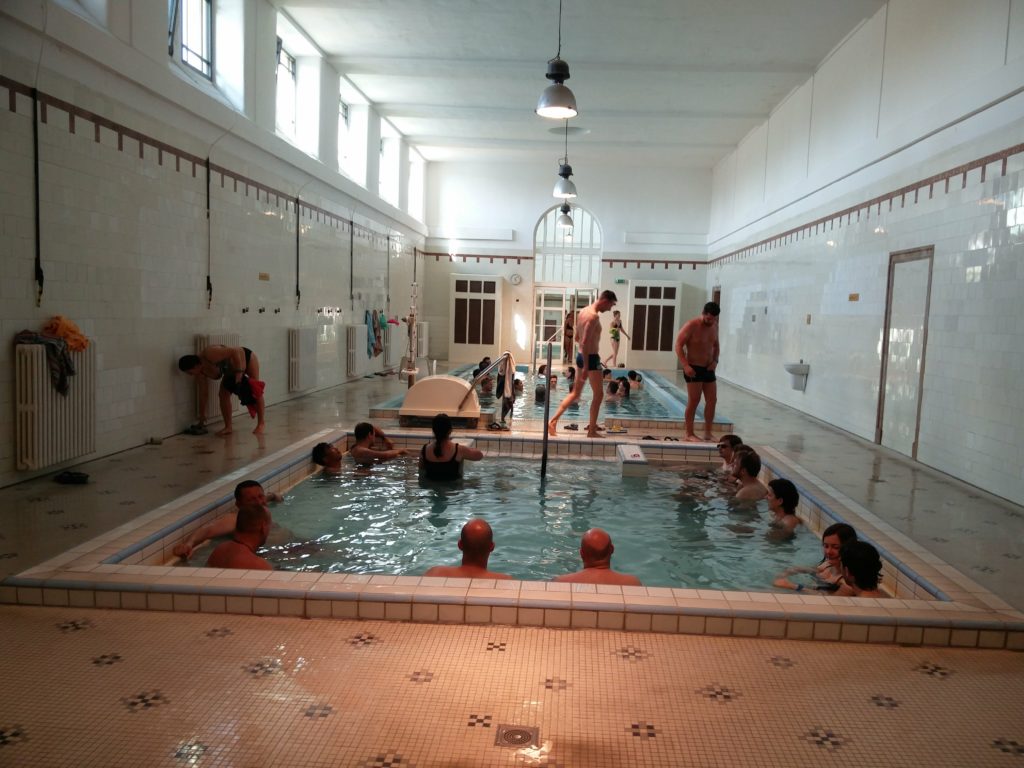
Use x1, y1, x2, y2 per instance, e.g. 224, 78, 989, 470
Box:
532, 204, 602, 371
532, 288, 596, 370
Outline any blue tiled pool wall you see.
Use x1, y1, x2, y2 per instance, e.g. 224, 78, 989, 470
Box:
134, 428, 944, 602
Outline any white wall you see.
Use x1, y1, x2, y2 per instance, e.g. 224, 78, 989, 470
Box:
706, 0, 1024, 504
0, 3, 424, 486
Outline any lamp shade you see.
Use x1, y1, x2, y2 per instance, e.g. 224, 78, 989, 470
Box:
537, 83, 578, 119
557, 203, 573, 229
553, 176, 577, 198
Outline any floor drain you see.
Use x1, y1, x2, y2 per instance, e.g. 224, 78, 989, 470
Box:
494, 724, 539, 748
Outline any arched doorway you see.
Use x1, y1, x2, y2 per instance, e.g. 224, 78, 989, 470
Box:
531, 205, 603, 368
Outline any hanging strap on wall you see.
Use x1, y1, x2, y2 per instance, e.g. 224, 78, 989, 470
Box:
349, 224, 355, 313
205, 157, 212, 308
32, 88, 44, 307
295, 195, 301, 309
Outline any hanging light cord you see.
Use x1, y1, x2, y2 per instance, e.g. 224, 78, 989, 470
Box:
556, 0, 563, 58
562, 119, 569, 165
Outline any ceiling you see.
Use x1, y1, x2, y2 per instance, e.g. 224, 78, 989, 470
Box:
278, 0, 885, 167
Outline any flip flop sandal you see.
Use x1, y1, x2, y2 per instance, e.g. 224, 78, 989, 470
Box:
487, 422, 504, 431
641, 435, 657, 440
54, 471, 89, 485
183, 424, 208, 435
564, 424, 579, 431
664, 436, 680, 442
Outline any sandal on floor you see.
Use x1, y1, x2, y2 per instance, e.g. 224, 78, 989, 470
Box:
487, 422, 505, 431
641, 435, 657, 440
54, 471, 89, 485
564, 423, 579, 431
183, 424, 208, 435
664, 436, 680, 442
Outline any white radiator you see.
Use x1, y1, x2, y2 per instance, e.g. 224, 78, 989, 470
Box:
15, 344, 96, 470
416, 322, 429, 357
346, 325, 369, 377
383, 324, 399, 368
193, 333, 242, 421
288, 327, 316, 391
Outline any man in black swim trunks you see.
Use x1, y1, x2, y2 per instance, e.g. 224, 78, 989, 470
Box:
674, 301, 720, 442
178, 344, 266, 435
549, 290, 617, 438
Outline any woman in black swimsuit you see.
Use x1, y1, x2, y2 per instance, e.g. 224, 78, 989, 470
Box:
420, 413, 484, 481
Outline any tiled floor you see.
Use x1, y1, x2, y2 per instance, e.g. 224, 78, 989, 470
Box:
1, 368, 1022, 766
0, 605, 1022, 767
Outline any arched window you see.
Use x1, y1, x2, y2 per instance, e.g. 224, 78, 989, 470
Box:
533, 205, 602, 286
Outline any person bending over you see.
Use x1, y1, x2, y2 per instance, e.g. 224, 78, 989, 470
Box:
553, 528, 642, 586
178, 345, 266, 435
206, 502, 273, 571
424, 518, 511, 579
419, 413, 483, 481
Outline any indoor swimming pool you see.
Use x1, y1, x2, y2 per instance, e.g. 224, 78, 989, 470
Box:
186, 459, 824, 590
4, 428, 1019, 647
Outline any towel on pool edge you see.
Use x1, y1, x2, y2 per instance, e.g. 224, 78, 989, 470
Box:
495, 353, 517, 422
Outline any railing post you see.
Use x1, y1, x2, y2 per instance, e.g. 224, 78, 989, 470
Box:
540, 342, 554, 478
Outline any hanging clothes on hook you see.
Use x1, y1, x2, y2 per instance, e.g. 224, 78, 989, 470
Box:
372, 309, 383, 357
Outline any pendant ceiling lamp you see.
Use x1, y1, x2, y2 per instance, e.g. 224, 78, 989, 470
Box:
552, 119, 577, 199
556, 202, 574, 229
536, 0, 578, 119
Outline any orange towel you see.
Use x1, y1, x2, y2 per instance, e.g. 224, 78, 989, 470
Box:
42, 315, 89, 351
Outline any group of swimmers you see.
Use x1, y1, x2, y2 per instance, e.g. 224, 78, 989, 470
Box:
711, 433, 885, 597
176, 414, 885, 598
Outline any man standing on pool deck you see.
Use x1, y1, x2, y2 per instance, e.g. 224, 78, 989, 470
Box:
548, 290, 617, 438
674, 301, 721, 442
424, 518, 512, 579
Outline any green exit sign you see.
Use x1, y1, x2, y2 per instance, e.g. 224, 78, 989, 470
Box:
614, 278, 626, 284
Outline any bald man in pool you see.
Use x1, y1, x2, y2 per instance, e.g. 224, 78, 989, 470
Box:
424, 518, 512, 580
553, 528, 642, 586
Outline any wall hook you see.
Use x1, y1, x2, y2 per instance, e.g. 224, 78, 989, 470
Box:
274, 308, 281, 314
258, 307, 265, 314
241, 306, 249, 313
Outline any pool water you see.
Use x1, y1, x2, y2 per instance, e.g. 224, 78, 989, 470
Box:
472, 369, 681, 422
262, 459, 825, 590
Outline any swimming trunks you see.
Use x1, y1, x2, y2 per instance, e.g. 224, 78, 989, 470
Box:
683, 364, 716, 383
217, 347, 252, 379
575, 352, 602, 371
420, 443, 462, 481
609, 323, 621, 342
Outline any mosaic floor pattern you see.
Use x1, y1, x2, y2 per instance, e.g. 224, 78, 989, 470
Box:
0, 605, 1021, 767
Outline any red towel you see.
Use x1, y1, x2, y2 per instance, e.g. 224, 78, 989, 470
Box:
245, 379, 265, 418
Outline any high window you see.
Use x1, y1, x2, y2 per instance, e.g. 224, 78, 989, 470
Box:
378, 120, 400, 207
533, 205, 602, 285
168, 0, 213, 79
275, 39, 297, 140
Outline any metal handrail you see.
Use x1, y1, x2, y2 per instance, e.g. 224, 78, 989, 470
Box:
459, 351, 512, 410
532, 325, 566, 373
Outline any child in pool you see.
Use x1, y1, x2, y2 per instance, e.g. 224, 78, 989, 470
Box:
773, 522, 857, 594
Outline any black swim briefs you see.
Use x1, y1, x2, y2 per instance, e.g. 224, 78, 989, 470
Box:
575, 352, 602, 371
684, 364, 716, 383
